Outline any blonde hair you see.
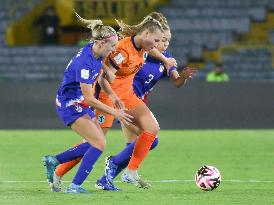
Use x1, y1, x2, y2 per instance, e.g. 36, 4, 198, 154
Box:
148, 12, 169, 30
74, 11, 116, 41
116, 14, 164, 38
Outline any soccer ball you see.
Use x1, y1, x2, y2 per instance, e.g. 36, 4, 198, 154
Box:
195, 165, 221, 191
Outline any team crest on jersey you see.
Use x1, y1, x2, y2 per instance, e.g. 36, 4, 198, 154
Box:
159, 64, 165, 72
81, 69, 89, 80
113, 53, 125, 64
97, 114, 106, 124
143, 52, 148, 60
75, 105, 83, 113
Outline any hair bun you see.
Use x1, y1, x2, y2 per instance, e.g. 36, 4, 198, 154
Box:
86, 20, 103, 30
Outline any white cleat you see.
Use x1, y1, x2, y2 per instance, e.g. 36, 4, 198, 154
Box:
51, 172, 62, 192
121, 169, 151, 189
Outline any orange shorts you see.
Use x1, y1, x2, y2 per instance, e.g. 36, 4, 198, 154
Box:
95, 89, 144, 128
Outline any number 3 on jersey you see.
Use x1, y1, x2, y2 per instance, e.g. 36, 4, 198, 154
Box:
145, 74, 154, 84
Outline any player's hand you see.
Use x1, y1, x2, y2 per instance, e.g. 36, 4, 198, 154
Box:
164, 57, 177, 70
109, 94, 125, 109
113, 109, 133, 125
181, 67, 197, 79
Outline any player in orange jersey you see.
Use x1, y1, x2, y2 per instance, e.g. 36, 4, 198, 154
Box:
96, 15, 164, 189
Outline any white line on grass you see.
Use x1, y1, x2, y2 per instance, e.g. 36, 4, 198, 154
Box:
1, 179, 274, 183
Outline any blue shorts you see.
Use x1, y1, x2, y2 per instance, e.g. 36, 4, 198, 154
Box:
56, 104, 95, 126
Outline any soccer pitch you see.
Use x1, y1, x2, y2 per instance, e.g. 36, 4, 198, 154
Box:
0, 130, 273, 205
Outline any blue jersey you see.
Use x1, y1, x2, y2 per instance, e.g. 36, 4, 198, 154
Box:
133, 51, 176, 99
56, 43, 103, 107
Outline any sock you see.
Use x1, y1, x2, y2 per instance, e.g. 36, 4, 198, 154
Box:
72, 146, 102, 185
55, 142, 90, 163
110, 142, 135, 179
150, 137, 159, 150
112, 137, 159, 166
115, 138, 158, 178
127, 131, 156, 170
55, 157, 82, 177
111, 142, 136, 165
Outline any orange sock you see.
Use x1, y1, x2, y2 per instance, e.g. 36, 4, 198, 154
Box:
128, 131, 156, 170
55, 157, 82, 177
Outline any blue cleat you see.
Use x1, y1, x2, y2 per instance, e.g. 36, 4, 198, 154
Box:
66, 183, 88, 193
95, 175, 121, 191
105, 156, 119, 184
42, 155, 59, 185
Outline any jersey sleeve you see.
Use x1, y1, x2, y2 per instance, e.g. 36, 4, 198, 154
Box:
164, 51, 172, 58
108, 48, 129, 70
75, 63, 99, 84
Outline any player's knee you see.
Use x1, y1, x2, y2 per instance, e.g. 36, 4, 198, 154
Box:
151, 123, 160, 134
99, 139, 106, 150
157, 124, 160, 132
150, 137, 159, 150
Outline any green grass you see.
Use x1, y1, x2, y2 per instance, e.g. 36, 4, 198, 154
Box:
0, 130, 274, 205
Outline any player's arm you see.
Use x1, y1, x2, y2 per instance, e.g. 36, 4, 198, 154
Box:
80, 82, 132, 124
170, 66, 197, 88
98, 50, 128, 109
149, 48, 177, 69
98, 62, 125, 109
101, 60, 116, 83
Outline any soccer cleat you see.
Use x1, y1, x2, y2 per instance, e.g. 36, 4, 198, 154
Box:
121, 169, 151, 189
120, 171, 131, 183
66, 183, 88, 193
95, 176, 121, 191
105, 156, 119, 184
42, 155, 60, 185
51, 172, 62, 192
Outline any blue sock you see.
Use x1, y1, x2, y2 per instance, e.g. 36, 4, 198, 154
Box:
55, 142, 90, 163
72, 146, 102, 185
111, 142, 135, 165
150, 137, 159, 150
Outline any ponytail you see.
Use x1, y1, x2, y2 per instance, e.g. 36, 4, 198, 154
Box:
74, 10, 116, 41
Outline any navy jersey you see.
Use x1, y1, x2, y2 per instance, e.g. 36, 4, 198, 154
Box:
56, 43, 103, 107
133, 51, 176, 99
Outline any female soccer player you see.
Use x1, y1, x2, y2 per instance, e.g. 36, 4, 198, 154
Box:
95, 15, 165, 189
42, 14, 133, 193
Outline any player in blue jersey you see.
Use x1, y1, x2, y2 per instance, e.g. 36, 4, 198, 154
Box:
42, 13, 133, 194
51, 12, 196, 191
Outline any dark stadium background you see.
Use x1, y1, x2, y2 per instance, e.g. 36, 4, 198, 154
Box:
0, 0, 274, 129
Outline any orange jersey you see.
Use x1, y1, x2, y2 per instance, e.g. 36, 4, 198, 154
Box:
108, 37, 147, 91
100, 37, 147, 103
109, 36, 147, 79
